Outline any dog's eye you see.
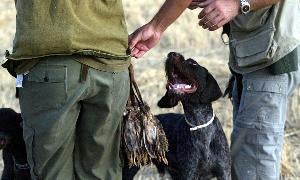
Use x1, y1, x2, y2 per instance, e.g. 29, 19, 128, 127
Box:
187, 59, 198, 66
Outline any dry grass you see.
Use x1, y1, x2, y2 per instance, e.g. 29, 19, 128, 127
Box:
0, 0, 299, 179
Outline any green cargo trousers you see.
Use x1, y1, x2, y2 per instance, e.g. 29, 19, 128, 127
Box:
18, 56, 130, 180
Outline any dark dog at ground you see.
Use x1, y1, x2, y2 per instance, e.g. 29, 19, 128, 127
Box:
123, 52, 231, 180
0, 108, 31, 180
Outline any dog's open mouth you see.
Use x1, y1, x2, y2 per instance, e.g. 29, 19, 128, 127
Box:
167, 70, 197, 94
165, 52, 198, 94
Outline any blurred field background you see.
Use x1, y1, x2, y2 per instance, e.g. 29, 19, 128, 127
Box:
0, 0, 299, 179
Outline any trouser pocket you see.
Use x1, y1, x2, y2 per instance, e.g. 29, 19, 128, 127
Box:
235, 75, 288, 129
20, 62, 67, 114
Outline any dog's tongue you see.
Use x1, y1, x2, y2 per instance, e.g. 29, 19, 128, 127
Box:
167, 81, 197, 93
173, 84, 191, 90
169, 83, 195, 91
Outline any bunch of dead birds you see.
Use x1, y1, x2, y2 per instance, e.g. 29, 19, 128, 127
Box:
122, 65, 169, 167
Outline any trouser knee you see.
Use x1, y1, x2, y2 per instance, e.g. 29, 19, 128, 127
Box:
231, 126, 284, 180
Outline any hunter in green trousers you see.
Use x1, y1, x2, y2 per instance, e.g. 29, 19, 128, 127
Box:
7, 0, 131, 179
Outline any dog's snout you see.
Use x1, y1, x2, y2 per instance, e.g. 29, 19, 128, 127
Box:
168, 52, 178, 58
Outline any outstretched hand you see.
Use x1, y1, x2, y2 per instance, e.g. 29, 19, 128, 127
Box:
128, 23, 162, 58
197, 0, 239, 31
128, 0, 193, 58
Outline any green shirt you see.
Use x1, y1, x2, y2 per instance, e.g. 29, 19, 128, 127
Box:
229, 1, 300, 74
7, 0, 130, 72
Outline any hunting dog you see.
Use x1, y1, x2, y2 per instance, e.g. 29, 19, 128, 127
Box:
0, 108, 31, 180
123, 52, 231, 180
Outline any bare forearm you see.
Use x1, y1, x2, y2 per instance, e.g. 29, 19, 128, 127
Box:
250, 0, 280, 11
149, 0, 193, 33
196, 0, 280, 31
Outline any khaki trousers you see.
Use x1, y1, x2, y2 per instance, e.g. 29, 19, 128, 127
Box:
19, 56, 130, 180
231, 46, 300, 180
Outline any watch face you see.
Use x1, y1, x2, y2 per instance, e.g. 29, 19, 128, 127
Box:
242, 5, 250, 12
241, 0, 250, 14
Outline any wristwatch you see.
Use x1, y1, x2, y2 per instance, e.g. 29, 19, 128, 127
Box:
240, 0, 251, 15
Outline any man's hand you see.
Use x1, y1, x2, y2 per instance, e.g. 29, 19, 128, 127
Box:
129, 23, 162, 58
128, 0, 192, 58
198, 0, 239, 31
188, 0, 215, 10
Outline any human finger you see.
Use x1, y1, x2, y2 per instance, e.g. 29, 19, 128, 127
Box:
198, 5, 214, 19
130, 47, 140, 57
208, 15, 224, 31
128, 28, 142, 50
198, 9, 218, 27
131, 43, 149, 58
202, 21, 213, 29
135, 51, 146, 58
135, 43, 150, 52
209, 18, 226, 31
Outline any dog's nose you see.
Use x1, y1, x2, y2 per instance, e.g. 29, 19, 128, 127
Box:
168, 52, 178, 58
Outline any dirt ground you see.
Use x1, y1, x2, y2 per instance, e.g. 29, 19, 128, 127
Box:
0, 0, 299, 179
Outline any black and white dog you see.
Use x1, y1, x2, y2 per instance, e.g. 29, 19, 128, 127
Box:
123, 52, 231, 180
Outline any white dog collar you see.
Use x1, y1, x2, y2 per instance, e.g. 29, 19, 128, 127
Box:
185, 112, 215, 131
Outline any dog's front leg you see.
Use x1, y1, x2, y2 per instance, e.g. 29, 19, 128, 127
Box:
1, 149, 15, 180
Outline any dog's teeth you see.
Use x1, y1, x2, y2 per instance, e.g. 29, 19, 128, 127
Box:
172, 84, 192, 89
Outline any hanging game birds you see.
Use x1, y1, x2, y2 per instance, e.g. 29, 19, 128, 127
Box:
122, 65, 168, 167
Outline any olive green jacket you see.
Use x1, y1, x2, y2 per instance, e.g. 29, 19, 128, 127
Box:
8, 0, 129, 61
229, 1, 300, 74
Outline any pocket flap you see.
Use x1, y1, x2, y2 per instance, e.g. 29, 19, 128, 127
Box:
26, 64, 66, 83
235, 29, 273, 58
244, 79, 287, 94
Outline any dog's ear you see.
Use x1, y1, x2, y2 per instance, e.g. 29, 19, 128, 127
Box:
157, 91, 179, 108
200, 72, 223, 103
